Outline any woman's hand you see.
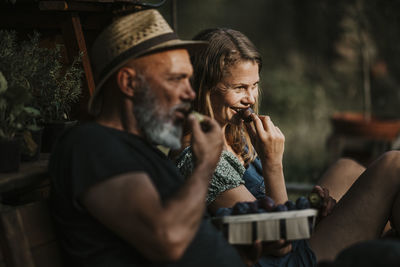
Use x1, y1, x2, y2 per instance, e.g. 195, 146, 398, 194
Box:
312, 185, 337, 222
262, 239, 292, 257
235, 239, 292, 266
245, 114, 287, 204
244, 114, 285, 166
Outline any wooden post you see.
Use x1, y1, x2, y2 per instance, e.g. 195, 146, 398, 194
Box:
62, 13, 95, 95
62, 12, 95, 120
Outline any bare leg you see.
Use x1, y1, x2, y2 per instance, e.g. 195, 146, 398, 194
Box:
318, 158, 393, 235
317, 158, 365, 201
309, 151, 400, 261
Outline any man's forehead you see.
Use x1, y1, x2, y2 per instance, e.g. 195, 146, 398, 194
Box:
135, 49, 191, 70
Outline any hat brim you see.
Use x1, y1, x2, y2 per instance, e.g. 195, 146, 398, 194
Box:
88, 39, 207, 116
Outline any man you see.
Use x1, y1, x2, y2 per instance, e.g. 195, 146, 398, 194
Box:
49, 9, 245, 266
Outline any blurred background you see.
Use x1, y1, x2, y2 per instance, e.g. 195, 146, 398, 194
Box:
157, 0, 400, 184
1, 0, 399, 184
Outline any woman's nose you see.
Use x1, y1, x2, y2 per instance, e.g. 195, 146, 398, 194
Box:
243, 89, 256, 105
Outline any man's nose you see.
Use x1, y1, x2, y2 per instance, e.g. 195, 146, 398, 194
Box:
182, 80, 196, 101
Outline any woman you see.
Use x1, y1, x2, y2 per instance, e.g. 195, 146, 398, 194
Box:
175, 28, 400, 265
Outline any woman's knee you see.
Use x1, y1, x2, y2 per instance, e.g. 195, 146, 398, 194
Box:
335, 158, 365, 172
377, 150, 400, 167
372, 151, 400, 184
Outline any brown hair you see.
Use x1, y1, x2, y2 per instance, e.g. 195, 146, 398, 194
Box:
191, 28, 262, 165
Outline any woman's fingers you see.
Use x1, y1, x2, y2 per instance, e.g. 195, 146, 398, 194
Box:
252, 115, 281, 138
262, 240, 292, 257
312, 185, 337, 217
244, 114, 257, 137
252, 114, 267, 137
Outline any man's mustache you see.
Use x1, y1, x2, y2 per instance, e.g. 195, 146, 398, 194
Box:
171, 102, 192, 116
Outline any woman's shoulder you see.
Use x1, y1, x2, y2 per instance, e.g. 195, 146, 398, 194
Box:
175, 146, 193, 168
175, 147, 246, 175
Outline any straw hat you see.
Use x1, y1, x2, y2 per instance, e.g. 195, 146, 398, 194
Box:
88, 9, 206, 116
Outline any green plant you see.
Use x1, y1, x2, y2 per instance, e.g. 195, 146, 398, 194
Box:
0, 30, 83, 124
0, 71, 40, 141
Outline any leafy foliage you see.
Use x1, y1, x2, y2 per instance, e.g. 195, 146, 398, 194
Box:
0, 71, 40, 140
0, 30, 83, 124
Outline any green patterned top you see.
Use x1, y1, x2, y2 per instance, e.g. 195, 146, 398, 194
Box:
176, 147, 245, 204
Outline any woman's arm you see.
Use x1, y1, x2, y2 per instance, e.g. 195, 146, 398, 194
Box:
208, 185, 256, 214
245, 114, 288, 204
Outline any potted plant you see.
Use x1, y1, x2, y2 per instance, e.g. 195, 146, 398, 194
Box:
31, 47, 83, 153
0, 30, 83, 153
0, 71, 40, 172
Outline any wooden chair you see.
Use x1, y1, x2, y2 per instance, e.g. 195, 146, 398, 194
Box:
0, 200, 63, 267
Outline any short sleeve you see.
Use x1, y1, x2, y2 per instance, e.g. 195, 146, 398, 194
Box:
176, 147, 246, 205
50, 124, 148, 211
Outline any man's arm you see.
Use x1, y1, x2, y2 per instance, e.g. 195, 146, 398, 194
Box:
82, 116, 223, 262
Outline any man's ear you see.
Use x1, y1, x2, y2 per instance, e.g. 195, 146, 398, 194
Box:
117, 67, 136, 97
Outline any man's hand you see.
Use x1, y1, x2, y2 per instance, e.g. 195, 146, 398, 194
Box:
189, 114, 223, 170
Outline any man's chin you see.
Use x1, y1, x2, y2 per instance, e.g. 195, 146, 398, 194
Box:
158, 139, 181, 150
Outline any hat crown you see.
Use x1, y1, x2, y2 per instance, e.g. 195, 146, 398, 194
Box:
91, 9, 173, 82
88, 9, 207, 116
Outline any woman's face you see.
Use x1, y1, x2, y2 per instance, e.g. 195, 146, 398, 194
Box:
211, 60, 259, 126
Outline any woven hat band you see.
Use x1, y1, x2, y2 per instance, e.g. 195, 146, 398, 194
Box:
97, 32, 178, 82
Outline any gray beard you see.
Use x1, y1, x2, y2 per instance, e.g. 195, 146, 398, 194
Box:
133, 78, 183, 150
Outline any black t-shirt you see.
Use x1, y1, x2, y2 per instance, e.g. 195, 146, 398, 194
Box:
49, 122, 244, 267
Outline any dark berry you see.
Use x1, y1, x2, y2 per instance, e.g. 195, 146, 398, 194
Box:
246, 201, 259, 214
215, 207, 232, 217
296, 196, 311, 210
239, 108, 254, 122
257, 208, 267, 213
274, 204, 288, 212
232, 202, 250, 215
284, 200, 296, 210
257, 196, 275, 211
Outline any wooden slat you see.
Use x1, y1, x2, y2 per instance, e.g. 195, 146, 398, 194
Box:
19, 201, 55, 247
31, 242, 63, 267
0, 245, 5, 266
0, 201, 64, 267
0, 206, 35, 267
20, 201, 63, 267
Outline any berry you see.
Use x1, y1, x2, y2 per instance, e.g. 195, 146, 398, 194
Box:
257, 208, 267, 213
284, 200, 296, 210
257, 196, 275, 211
274, 204, 288, 212
246, 201, 259, 214
232, 202, 250, 215
296, 196, 311, 210
215, 207, 232, 217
